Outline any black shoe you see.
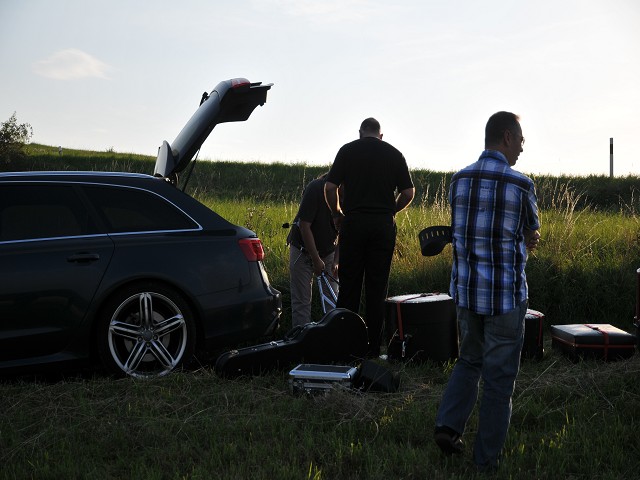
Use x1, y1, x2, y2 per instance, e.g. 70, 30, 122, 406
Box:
434, 426, 464, 455
476, 463, 498, 474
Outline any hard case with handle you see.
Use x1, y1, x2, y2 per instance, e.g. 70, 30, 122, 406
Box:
522, 309, 545, 360
385, 293, 458, 363
550, 323, 636, 361
289, 364, 359, 395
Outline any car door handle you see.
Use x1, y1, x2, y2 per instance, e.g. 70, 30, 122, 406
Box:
67, 253, 101, 263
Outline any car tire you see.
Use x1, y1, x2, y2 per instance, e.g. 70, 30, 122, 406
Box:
96, 282, 196, 378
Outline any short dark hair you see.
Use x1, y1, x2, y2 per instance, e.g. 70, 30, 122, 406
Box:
360, 117, 381, 134
485, 111, 520, 146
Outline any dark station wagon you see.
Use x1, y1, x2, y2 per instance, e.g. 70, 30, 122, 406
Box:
0, 78, 282, 378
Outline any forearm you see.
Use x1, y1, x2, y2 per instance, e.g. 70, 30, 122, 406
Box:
395, 187, 415, 213
324, 182, 340, 215
299, 222, 320, 260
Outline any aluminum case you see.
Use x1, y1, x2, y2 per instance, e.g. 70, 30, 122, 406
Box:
289, 364, 359, 395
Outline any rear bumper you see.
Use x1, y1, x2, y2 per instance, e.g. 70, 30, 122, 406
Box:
199, 286, 282, 349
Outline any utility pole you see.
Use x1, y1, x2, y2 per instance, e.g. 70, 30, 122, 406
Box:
610, 138, 613, 178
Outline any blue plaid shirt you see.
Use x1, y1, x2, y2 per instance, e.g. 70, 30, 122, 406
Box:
449, 150, 540, 315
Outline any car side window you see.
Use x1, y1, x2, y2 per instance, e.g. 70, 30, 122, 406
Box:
0, 184, 98, 242
83, 185, 199, 233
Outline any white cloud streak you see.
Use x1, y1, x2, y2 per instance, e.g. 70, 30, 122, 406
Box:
32, 49, 112, 80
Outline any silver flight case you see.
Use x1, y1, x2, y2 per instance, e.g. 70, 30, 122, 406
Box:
289, 363, 358, 395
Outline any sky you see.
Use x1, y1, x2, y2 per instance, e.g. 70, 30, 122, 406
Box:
1, 0, 639, 177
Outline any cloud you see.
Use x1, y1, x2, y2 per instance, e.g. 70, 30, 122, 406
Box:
32, 49, 112, 80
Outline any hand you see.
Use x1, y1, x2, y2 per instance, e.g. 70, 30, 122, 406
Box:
312, 257, 325, 276
525, 230, 541, 251
331, 262, 339, 280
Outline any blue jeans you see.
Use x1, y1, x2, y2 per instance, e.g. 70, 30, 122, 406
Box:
435, 300, 527, 469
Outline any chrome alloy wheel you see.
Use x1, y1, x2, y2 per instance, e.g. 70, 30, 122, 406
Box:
107, 291, 188, 378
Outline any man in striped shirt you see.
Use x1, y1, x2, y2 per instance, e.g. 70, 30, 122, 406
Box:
434, 111, 541, 472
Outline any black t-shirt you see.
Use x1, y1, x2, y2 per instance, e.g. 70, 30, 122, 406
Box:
289, 177, 338, 255
327, 137, 413, 215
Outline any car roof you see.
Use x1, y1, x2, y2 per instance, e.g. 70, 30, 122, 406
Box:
0, 171, 153, 183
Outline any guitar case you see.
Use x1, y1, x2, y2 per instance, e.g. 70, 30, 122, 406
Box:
215, 308, 368, 377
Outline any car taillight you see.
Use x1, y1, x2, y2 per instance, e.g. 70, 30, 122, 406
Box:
231, 78, 250, 88
238, 238, 265, 262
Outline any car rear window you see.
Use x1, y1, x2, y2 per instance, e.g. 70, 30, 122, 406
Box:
0, 184, 98, 241
82, 185, 199, 233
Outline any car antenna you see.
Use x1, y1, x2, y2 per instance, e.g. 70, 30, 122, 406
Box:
180, 92, 209, 193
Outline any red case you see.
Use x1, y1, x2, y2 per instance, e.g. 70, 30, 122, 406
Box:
551, 324, 636, 361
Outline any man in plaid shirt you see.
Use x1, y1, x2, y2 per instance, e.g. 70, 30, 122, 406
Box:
434, 111, 541, 472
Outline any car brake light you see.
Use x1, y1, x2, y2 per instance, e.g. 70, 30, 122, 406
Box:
231, 78, 251, 88
238, 238, 265, 262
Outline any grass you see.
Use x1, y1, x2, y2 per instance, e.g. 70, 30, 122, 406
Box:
207, 194, 638, 335
1, 145, 640, 479
2, 354, 639, 479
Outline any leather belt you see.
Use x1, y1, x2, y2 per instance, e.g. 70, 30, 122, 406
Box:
290, 242, 335, 258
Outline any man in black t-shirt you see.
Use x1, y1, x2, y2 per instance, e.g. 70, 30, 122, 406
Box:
325, 118, 414, 357
288, 173, 339, 327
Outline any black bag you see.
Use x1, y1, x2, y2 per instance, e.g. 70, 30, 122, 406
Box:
354, 360, 400, 393
215, 308, 369, 377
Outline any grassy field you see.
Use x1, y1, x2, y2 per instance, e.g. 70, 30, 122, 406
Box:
1, 146, 640, 479
2, 357, 639, 479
